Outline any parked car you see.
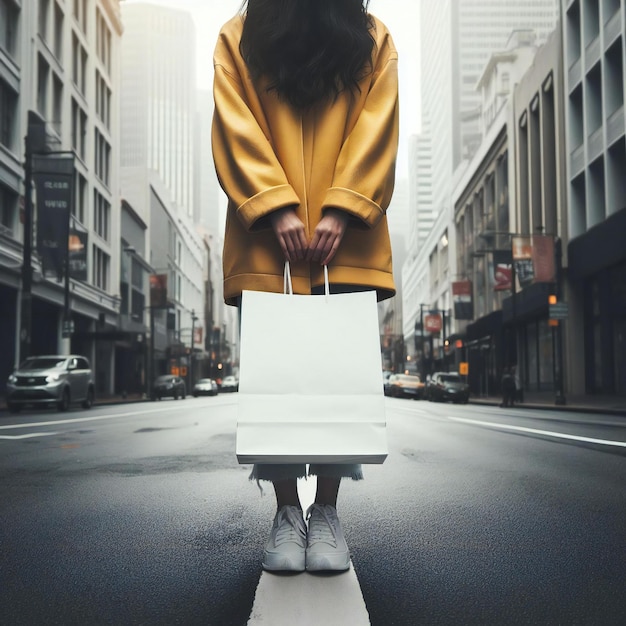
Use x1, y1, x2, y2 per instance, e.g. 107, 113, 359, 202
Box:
386, 374, 425, 399
427, 372, 470, 404
220, 375, 239, 392
152, 375, 186, 400
192, 378, 218, 397
5, 355, 95, 412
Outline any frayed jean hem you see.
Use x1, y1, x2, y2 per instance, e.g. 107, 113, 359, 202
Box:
248, 463, 364, 489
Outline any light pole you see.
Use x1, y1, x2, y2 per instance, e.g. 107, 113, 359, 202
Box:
190, 308, 198, 388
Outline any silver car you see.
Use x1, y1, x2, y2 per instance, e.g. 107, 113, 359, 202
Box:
5, 355, 95, 412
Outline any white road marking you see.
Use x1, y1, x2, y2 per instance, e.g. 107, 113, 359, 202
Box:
247, 476, 370, 625
0, 406, 181, 431
248, 564, 370, 626
0, 432, 60, 440
449, 417, 626, 448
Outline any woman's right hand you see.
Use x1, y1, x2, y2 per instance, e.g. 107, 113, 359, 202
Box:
270, 207, 308, 263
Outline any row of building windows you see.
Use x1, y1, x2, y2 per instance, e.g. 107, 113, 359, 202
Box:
566, 0, 621, 61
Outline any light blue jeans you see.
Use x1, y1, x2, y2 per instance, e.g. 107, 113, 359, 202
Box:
238, 284, 369, 484
250, 463, 363, 482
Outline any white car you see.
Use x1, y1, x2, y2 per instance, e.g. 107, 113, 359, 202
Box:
220, 375, 239, 392
192, 378, 218, 397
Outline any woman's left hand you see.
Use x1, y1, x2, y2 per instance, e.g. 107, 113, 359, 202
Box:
306, 208, 349, 265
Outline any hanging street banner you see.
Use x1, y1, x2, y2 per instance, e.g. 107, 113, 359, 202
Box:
33, 155, 75, 282
452, 280, 473, 319
492, 249, 513, 291
150, 273, 168, 308
531, 234, 556, 283
424, 313, 443, 334
69, 217, 88, 281
512, 235, 534, 287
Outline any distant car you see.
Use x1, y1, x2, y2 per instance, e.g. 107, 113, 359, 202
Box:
386, 374, 425, 399
220, 375, 239, 393
427, 372, 469, 404
193, 378, 218, 397
5, 355, 95, 412
152, 375, 186, 400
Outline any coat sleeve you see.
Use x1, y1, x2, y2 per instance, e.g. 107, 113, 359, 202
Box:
211, 60, 300, 232
322, 42, 399, 229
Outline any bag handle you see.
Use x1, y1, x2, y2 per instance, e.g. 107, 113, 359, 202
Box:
283, 261, 294, 295
283, 262, 330, 296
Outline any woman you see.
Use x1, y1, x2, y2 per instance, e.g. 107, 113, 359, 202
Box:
212, 0, 399, 572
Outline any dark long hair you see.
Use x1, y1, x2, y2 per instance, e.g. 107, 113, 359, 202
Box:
240, 0, 375, 110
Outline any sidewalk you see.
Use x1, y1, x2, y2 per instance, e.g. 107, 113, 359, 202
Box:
1, 391, 625, 417
470, 391, 626, 417
0, 392, 147, 415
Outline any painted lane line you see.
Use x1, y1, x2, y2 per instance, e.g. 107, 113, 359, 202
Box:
0, 432, 60, 440
248, 477, 369, 625
248, 564, 369, 626
0, 406, 180, 431
449, 417, 626, 448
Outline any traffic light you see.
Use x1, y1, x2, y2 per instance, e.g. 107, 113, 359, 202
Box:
548, 294, 557, 305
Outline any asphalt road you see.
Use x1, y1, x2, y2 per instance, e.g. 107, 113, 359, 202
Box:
0, 397, 625, 625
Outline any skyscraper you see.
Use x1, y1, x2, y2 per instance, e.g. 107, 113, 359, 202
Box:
120, 2, 196, 217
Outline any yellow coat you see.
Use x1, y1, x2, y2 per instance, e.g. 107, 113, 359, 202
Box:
212, 14, 399, 305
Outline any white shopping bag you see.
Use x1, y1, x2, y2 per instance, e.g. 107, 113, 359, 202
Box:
236, 264, 388, 464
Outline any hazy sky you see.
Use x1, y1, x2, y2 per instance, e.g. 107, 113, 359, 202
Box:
124, 0, 422, 173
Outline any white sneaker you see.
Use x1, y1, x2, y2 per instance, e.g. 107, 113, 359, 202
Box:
305, 504, 350, 571
262, 505, 306, 572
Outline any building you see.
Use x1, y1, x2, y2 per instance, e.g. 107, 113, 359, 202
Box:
561, 0, 626, 396
454, 29, 565, 397
0, 0, 123, 395
120, 2, 205, 389
402, 0, 560, 369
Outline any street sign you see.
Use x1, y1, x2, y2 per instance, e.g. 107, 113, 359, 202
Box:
62, 319, 74, 338
549, 302, 569, 319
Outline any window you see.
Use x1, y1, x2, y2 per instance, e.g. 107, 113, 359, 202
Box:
53, 1, 64, 60
92, 245, 110, 290
37, 54, 50, 117
75, 172, 87, 223
72, 32, 87, 94
71, 98, 87, 159
94, 129, 111, 186
1, 184, 17, 234
39, 0, 50, 41
95, 71, 111, 128
0, 0, 19, 57
52, 73, 63, 134
73, 0, 87, 33
96, 9, 111, 72
0, 79, 18, 151
93, 189, 110, 242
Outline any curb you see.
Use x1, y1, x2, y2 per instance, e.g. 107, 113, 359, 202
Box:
470, 398, 626, 418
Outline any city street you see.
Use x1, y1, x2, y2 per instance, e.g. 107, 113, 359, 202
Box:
1, 397, 625, 625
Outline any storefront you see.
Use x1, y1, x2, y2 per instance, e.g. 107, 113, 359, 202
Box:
569, 208, 626, 396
